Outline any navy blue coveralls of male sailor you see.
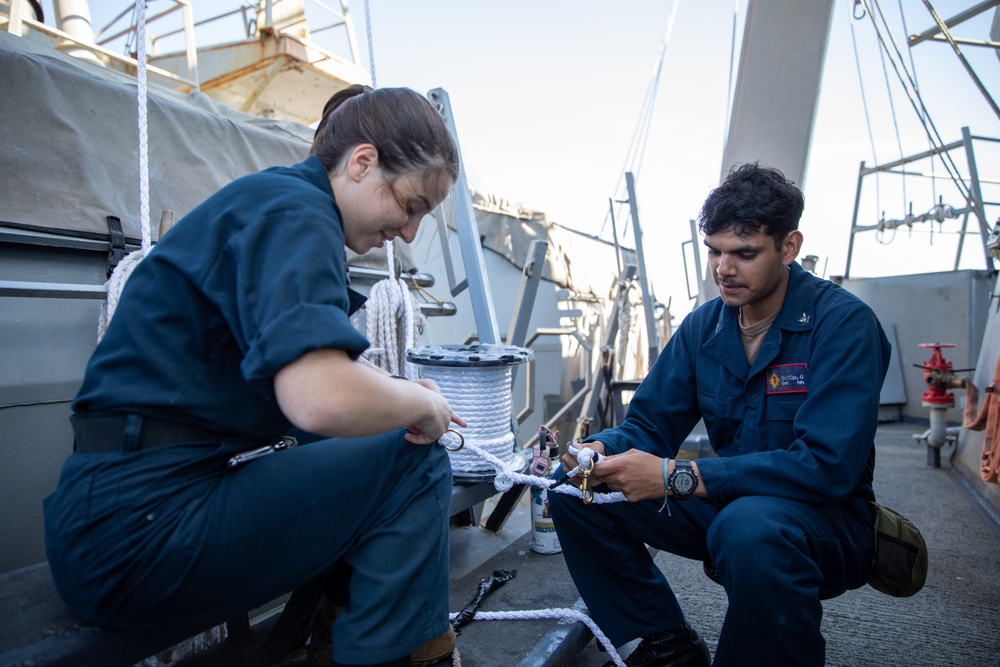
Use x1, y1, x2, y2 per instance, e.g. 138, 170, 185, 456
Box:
549, 163, 891, 667
44, 85, 464, 667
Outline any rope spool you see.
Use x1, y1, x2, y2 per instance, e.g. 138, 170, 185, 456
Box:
408, 344, 532, 480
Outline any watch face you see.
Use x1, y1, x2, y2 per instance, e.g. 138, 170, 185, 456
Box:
673, 472, 696, 494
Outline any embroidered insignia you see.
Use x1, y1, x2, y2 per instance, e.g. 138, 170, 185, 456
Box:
798, 312, 810, 324
766, 363, 809, 394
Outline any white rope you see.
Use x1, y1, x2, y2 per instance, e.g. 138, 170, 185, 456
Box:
419, 360, 626, 662
448, 608, 625, 667
424, 366, 521, 476
363, 243, 425, 378
437, 438, 626, 665
135, 0, 150, 252
362, 0, 376, 87
616, 293, 631, 378
445, 436, 625, 505
98, 0, 152, 340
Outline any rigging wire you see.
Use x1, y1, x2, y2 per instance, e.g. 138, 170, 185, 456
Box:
919, 0, 1000, 121
848, 0, 883, 223
866, 0, 971, 202
597, 0, 681, 242
859, 0, 981, 234
896, 0, 936, 204
363, 0, 376, 87
872, 1, 908, 215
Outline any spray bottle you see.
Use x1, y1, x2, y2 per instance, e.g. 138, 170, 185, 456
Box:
531, 427, 562, 554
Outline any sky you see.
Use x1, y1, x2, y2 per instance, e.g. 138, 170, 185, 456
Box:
47, 0, 1000, 321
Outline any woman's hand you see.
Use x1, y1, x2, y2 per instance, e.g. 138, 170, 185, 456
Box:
403, 382, 467, 445
275, 349, 465, 440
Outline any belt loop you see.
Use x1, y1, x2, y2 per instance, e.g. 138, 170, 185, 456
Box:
123, 414, 143, 452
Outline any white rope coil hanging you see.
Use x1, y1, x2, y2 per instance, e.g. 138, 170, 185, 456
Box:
363, 242, 425, 379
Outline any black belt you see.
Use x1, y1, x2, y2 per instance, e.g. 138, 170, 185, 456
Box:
71, 414, 219, 453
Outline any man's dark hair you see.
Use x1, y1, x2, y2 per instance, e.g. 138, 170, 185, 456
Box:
698, 162, 804, 247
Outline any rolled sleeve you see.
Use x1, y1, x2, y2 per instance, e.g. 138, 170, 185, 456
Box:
241, 302, 370, 390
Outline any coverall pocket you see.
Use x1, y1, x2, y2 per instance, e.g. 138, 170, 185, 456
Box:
765, 396, 806, 447
698, 390, 737, 447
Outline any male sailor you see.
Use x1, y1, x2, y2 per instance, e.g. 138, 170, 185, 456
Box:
550, 162, 890, 667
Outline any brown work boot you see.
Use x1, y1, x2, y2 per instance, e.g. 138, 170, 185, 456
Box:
410, 626, 456, 667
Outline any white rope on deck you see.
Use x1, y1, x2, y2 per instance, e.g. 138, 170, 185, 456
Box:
448, 608, 625, 667
437, 437, 626, 666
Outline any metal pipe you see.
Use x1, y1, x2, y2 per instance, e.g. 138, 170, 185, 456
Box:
927, 407, 948, 448
53, 0, 102, 64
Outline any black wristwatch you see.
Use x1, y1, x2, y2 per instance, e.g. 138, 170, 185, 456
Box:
667, 459, 699, 500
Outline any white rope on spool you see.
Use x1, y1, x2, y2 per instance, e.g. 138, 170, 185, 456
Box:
408, 344, 533, 478
423, 364, 519, 476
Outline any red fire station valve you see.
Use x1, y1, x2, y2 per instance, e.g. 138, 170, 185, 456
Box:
915, 343, 963, 407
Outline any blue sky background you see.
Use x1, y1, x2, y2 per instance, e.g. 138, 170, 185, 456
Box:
50, 0, 1000, 320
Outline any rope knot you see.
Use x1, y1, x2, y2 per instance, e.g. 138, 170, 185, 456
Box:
493, 471, 515, 492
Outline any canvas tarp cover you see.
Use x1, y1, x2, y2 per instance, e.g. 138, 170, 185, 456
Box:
0, 31, 621, 294
0, 29, 313, 244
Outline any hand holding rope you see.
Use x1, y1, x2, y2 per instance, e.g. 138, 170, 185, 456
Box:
442, 428, 465, 452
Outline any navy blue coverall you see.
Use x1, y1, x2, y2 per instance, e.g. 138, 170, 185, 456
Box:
550, 263, 891, 666
44, 157, 453, 665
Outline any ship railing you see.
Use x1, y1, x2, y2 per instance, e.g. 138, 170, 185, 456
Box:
1, 0, 198, 89
2, 0, 366, 95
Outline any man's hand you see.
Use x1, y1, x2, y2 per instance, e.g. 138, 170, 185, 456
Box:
591, 449, 667, 502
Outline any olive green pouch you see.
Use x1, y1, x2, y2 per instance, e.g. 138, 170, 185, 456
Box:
868, 503, 928, 597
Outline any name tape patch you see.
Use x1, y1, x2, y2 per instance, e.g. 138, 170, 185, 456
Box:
766, 363, 809, 394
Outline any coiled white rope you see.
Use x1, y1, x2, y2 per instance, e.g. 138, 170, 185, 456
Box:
364, 242, 425, 378
422, 366, 521, 476
98, 0, 151, 341
448, 608, 625, 667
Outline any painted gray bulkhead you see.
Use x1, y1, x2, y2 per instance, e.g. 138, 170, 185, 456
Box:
0, 233, 106, 572
841, 269, 994, 422
841, 269, 1000, 514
